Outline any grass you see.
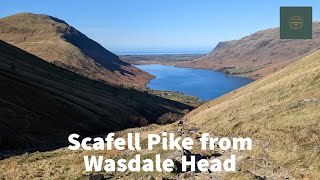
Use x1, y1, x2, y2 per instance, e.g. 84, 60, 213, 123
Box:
149, 90, 206, 107
223, 66, 262, 77
184, 49, 320, 179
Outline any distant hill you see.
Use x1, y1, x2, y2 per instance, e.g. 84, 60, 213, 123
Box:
0, 40, 191, 150
120, 54, 205, 65
0, 13, 153, 88
178, 23, 320, 79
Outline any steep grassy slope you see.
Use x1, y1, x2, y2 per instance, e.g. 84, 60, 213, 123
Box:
0, 13, 153, 88
178, 23, 320, 79
1, 44, 318, 180
183, 49, 320, 179
0, 40, 191, 150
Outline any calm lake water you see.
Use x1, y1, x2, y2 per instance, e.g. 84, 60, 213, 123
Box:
136, 64, 253, 100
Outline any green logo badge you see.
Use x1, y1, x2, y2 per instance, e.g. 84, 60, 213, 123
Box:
280, 7, 312, 39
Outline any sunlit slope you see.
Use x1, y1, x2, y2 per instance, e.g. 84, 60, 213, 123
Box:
0, 13, 153, 88
184, 50, 320, 179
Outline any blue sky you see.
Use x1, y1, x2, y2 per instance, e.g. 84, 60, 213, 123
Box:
0, 0, 319, 53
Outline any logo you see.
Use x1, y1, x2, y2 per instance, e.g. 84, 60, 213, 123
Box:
280, 7, 312, 39
289, 16, 303, 30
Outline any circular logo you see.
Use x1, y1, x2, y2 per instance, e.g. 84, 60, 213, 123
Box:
289, 16, 304, 30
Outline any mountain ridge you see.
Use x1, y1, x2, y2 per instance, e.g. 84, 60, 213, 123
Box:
177, 22, 320, 79
0, 13, 153, 88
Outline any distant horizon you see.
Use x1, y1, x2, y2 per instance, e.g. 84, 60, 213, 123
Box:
114, 51, 209, 55
1, 1, 319, 52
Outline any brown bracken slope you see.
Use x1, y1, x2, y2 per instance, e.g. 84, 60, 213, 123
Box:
178, 23, 320, 79
0, 40, 191, 150
0, 13, 153, 88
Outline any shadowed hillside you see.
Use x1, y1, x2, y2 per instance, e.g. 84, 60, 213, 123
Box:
0, 40, 191, 151
178, 23, 320, 79
0, 13, 153, 88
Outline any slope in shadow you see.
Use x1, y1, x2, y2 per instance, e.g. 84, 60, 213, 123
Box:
61, 20, 133, 75
0, 40, 192, 152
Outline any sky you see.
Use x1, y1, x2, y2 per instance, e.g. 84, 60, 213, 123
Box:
0, 0, 320, 54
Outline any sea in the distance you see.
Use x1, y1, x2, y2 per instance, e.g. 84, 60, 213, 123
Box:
135, 64, 253, 100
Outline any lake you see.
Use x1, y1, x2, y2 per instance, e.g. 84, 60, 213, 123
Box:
136, 64, 253, 100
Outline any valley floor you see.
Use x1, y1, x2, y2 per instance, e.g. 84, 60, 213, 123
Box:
119, 54, 204, 66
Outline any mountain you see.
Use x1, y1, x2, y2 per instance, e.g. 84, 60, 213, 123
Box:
178, 23, 320, 79
0, 40, 191, 150
1, 43, 319, 179
0, 13, 153, 88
